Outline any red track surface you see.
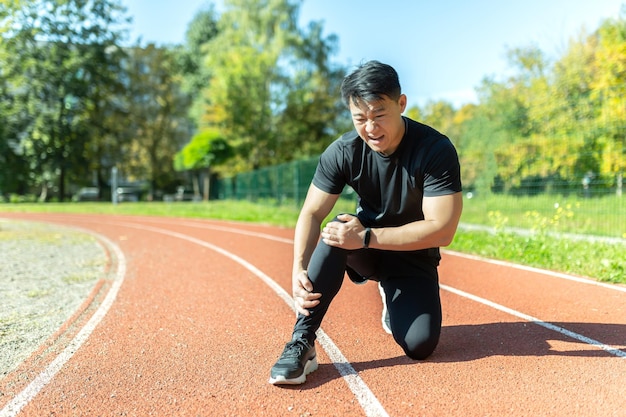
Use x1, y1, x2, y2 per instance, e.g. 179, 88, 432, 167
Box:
1, 213, 625, 417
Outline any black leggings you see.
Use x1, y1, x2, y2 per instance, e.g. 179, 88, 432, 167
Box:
292, 239, 442, 360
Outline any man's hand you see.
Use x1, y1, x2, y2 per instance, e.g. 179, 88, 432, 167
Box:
320, 213, 365, 249
292, 270, 321, 316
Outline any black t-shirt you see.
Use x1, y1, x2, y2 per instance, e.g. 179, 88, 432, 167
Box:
313, 117, 462, 229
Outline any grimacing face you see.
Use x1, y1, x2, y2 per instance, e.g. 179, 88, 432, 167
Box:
349, 94, 407, 156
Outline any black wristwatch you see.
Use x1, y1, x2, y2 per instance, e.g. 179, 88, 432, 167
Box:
363, 227, 371, 248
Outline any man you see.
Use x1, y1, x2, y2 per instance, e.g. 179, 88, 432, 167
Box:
269, 61, 463, 385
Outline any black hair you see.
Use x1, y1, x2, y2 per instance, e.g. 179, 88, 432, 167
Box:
340, 60, 402, 107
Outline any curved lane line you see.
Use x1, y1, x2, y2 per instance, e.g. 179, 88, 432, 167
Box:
109, 221, 390, 417
154, 220, 294, 245
0, 230, 127, 417
120, 216, 295, 244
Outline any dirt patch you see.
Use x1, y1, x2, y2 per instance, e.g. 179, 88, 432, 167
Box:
0, 219, 107, 378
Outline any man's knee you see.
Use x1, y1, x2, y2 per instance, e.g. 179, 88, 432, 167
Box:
395, 318, 440, 360
401, 335, 439, 360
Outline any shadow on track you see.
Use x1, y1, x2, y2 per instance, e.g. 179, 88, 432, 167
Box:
277, 322, 626, 390
435, 322, 626, 362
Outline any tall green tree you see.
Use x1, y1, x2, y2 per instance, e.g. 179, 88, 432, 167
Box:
177, 6, 220, 98
0, 0, 130, 200
174, 128, 233, 200
122, 44, 194, 196
193, 0, 346, 173
591, 12, 626, 181
0, 58, 29, 196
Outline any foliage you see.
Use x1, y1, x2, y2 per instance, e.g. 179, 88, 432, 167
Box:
452, 11, 626, 195
174, 128, 234, 200
2, 0, 626, 206
121, 44, 195, 195
0, 70, 29, 195
0, 0, 131, 201
408, 10, 625, 198
175, 6, 220, 120
187, 0, 348, 173
175, 129, 232, 171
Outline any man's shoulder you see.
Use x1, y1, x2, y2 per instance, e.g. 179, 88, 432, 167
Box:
406, 118, 456, 152
337, 129, 361, 145
407, 118, 447, 140
324, 130, 361, 154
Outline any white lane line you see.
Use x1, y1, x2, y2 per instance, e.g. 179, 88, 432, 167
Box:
0, 230, 127, 417
140, 217, 295, 244
111, 221, 390, 417
441, 284, 626, 358
443, 249, 626, 293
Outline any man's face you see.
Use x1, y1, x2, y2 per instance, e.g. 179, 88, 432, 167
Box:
349, 94, 407, 156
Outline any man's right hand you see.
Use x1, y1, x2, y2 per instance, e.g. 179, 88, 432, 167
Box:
292, 270, 322, 316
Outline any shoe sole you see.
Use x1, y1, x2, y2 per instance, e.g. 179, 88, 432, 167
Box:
268, 356, 318, 385
379, 283, 392, 334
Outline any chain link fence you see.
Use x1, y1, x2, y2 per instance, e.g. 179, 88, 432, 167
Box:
214, 136, 624, 238
214, 157, 357, 207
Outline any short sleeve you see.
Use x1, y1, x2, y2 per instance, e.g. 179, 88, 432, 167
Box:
422, 138, 462, 197
312, 140, 346, 195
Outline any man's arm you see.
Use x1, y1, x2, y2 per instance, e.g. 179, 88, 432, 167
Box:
292, 184, 340, 316
321, 192, 463, 251
372, 192, 463, 249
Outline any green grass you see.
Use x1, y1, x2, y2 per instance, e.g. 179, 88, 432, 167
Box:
0, 200, 304, 227
461, 193, 626, 238
453, 193, 626, 284
449, 230, 625, 284
2, 196, 625, 284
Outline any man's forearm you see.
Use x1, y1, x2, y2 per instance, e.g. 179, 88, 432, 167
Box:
368, 219, 459, 251
366, 192, 463, 251
292, 215, 322, 275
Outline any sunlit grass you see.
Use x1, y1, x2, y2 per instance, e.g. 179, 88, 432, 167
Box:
461, 193, 625, 238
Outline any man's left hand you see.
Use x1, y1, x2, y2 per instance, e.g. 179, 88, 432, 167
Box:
320, 214, 365, 249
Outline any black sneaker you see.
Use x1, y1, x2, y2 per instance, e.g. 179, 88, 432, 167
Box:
269, 338, 318, 385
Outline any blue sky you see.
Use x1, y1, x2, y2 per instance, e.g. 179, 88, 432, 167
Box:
124, 0, 624, 108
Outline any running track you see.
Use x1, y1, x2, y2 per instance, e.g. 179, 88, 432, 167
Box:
1, 213, 625, 417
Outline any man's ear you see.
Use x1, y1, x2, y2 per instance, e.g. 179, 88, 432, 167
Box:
398, 94, 407, 113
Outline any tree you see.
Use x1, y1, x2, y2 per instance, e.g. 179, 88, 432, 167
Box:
122, 44, 195, 197
0, 60, 30, 196
176, 5, 220, 121
0, 0, 130, 200
420, 100, 456, 137
174, 129, 233, 201
591, 12, 626, 182
192, 0, 346, 173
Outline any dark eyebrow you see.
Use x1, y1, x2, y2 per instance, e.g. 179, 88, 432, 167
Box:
371, 103, 387, 113
352, 104, 386, 118
371, 102, 387, 113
